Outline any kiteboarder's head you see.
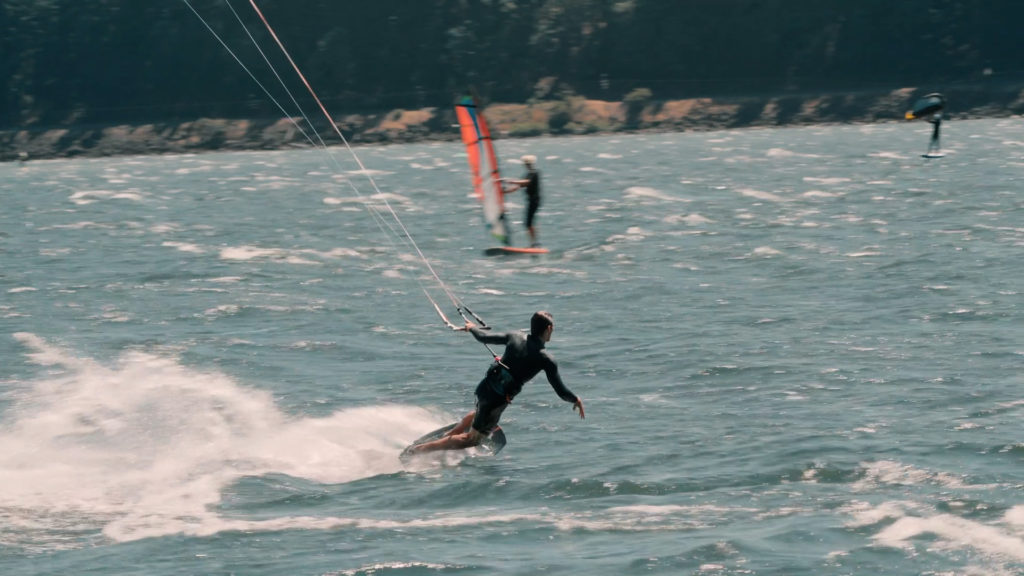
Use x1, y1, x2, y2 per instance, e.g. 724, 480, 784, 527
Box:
531, 310, 554, 340
521, 154, 536, 167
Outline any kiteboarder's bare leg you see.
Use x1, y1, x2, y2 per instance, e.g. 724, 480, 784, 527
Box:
527, 226, 538, 247
411, 421, 483, 454
445, 411, 475, 437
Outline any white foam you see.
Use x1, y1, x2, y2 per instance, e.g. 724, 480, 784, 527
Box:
0, 334, 445, 545
202, 304, 239, 317
752, 246, 782, 257
323, 192, 409, 206
68, 189, 144, 205
802, 176, 851, 185
846, 248, 882, 258
332, 563, 459, 576
624, 187, 687, 203
766, 148, 822, 159
162, 241, 205, 254
843, 500, 918, 527
219, 245, 292, 262
42, 221, 115, 230
218, 245, 360, 264
606, 227, 650, 243
664, 213, 713, 225
855, 460, 988, 492
873, 514, 1024, 561
845, 499, 1024, 566
1007, 505, 1024, 527
347, 168, 393, 177
737, 188, 785, 202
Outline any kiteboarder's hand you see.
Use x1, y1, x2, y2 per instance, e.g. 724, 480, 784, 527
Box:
573, 398, 585, 419
460, 321, 477, 332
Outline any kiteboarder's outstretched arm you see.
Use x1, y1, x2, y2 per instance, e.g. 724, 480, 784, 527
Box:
542, 357, 585, 418
462, 323, 511, 345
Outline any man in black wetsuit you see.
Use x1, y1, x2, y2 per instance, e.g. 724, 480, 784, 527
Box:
409, 311, 584, 454
927, 113, 942, 155
503, 155, 542, 247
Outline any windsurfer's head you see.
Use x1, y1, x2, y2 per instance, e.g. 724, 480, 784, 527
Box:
531, 310, 554, 340
521, 154, 536, 167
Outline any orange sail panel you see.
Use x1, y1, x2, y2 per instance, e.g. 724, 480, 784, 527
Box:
455, 96, 508, 244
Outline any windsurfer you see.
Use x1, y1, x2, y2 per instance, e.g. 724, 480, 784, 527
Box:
503, 155, 542, 247
407, 311, 584, 454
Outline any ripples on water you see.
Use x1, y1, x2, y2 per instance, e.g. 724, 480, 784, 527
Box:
1, 119, 1022, 575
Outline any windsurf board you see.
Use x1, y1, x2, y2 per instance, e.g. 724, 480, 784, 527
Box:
484, 246, 549, 256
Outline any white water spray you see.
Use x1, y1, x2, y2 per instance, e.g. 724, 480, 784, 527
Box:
0, 333, 443, 546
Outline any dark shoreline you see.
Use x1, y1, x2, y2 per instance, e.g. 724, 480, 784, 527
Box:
3, 84, 1022, 163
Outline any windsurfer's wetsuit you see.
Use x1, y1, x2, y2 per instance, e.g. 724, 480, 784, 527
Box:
522, 168, 541, 231
467, 326, 577, 434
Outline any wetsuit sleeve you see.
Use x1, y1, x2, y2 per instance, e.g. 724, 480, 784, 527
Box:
468, 326, 511, 345
542, 353, 578, 403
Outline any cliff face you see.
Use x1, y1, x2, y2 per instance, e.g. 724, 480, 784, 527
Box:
4, 84, 1023, 162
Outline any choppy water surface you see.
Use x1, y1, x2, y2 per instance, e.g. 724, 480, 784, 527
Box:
1, 118, 1022, 575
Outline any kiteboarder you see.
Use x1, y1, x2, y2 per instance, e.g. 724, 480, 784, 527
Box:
927, 113, 942, 155
407, 311, 584, 454
503, 155, 542, 247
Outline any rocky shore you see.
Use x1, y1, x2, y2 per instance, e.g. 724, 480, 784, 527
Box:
3, 84, 1022, 162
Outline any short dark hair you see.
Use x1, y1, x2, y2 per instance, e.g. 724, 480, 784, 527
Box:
530, 311, 553, 337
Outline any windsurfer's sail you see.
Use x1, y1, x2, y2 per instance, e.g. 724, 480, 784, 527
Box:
455, 96, 509, 244
905, 92, 945, 120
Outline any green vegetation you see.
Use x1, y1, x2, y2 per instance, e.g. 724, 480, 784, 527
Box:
2, 1, 1022, 129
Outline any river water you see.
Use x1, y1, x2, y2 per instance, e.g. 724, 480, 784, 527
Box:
1, 118, 1022, 575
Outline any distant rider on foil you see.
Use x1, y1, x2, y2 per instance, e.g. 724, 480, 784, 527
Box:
927, 113, 942, 156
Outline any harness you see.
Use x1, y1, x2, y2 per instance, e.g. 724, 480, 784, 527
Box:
487, 358, 516, 404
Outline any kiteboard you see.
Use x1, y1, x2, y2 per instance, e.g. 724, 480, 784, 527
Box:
400, 422, 506, 461
922, 152, 945, 159
484, 246, 549, 256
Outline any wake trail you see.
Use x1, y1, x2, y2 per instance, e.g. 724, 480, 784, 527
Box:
0, 334, 444, 545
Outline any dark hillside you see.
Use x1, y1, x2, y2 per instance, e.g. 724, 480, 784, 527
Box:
2, 1, 1022, 159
